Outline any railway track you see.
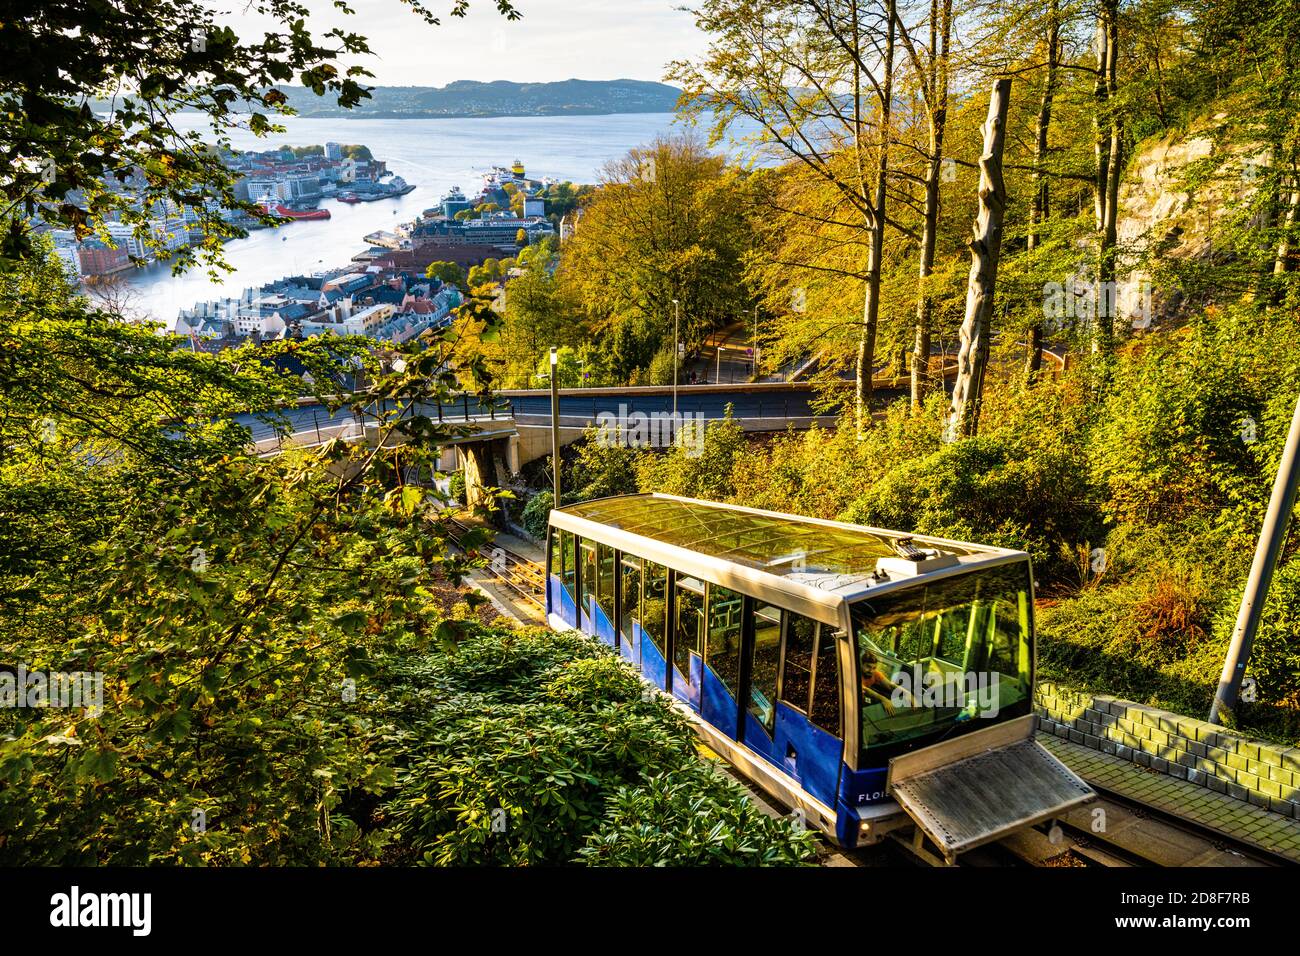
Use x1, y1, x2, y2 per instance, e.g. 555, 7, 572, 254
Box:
1020, 784, 1286, 868
444, 517, 546, 613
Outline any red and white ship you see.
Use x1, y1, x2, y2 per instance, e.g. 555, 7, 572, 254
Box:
261, 201, 331, 220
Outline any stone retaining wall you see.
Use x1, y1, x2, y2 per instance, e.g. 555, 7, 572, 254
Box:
1035, 681, 1300, 819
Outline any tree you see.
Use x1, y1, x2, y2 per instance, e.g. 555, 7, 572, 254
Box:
557, 136, 757, 382
900, 0, 956, 407
1093, 0, 1122, 346
0, 237, 505, 862
948, 79, 1012, 438
0, 0, 521, 864
494, 247, 579, 387
425, 260, 466, 288
672, 0, 900, 432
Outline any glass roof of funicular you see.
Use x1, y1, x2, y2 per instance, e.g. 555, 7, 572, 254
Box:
558, 494, 983, 582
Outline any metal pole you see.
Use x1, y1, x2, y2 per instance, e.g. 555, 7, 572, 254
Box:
753, 305, 759, 378
672, 299, 680, 416
549, 347, 561, 508
716, 346, 723, 385
1209, 387, 1300, 723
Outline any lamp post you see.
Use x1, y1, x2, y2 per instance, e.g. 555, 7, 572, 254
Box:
549, 347, 561, 509
716, 345, 725, 384
671, 298, 680, 416
753, 305, 760, 378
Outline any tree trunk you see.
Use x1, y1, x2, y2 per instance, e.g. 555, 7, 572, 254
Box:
1094, 0, 1121, 347
911, 137, 941, 410
856, 0, 897, 435
1025, 6, 1058, 381
911, 0, 952, 410
948, 79, 1012, 440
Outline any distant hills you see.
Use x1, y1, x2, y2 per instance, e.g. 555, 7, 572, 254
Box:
270, 79, 683, 119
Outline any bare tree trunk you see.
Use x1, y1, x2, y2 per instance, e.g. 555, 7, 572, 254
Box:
856, 0, 897, 435
911, 0, 952, 410
1092, 12, 1110, 236
1025, 4, 1059, 381
948, 79, 1012, 440
1093, 0, 1121, 347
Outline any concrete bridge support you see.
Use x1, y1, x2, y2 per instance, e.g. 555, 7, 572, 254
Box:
458, 437, 517, 510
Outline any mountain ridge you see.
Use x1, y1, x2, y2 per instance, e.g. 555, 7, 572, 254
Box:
272, 78, 683, 118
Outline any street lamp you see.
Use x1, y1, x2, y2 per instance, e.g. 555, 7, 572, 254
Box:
716, 345, 725, 385
549, 347, 561, 509
753, 305, 760, 378
671, 298, 681, 415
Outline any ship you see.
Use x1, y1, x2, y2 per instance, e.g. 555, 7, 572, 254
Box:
262, 200, 331, 220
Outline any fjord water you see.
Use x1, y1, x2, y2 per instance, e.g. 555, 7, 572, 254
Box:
124, 112, 701, 323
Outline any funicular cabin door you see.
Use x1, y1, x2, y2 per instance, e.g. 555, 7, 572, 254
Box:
740, 604, 844, 808
670, 573, 705, 710
700, 584, 744, 739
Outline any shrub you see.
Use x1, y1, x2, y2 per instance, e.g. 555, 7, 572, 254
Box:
635, 408, 747, 501
580, 763, 817, 866
845, 428, 1100, 579
521, 490, 553, 539
447, 470, 466, 505
378, 628, 818, 865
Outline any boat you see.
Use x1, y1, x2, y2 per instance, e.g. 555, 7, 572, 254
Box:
262, 201, 331, 221
338, 193, 361, 204
273, 204, 330, 221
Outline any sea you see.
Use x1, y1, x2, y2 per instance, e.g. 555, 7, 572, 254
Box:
122, 112, 754, 324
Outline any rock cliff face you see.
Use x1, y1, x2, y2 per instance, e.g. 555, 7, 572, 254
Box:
1116, 113, 1267, 316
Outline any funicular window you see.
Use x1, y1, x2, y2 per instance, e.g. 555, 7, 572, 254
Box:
579, 540, 597, 616
673, 575, 705, 680
747, 602, 783, 734
779, 613, 816, 714
642, 561, 669, 656
620, 555, 642, 644
705, 584, 743, 701
560, 531, 576, 601
597, 543, 616, 623
809, 628, 841, 735
549, 530, 561, 580
851, 562, 1034, 757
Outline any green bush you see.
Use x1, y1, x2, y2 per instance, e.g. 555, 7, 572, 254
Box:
580, 763, 818, 866
521, 490, 553, 539
377, 628, 816, 865
845, 429, 1100, 579
635, 407, 747, 501
447, 470, 467, 505
570, 425, 640, 502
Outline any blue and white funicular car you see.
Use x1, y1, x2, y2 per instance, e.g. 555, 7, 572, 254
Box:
546, 493, 1093, 861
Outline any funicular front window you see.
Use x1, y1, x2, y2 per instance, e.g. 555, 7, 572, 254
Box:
851, 562, 1033, 757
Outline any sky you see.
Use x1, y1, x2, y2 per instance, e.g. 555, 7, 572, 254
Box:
216, 0, 708, 87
